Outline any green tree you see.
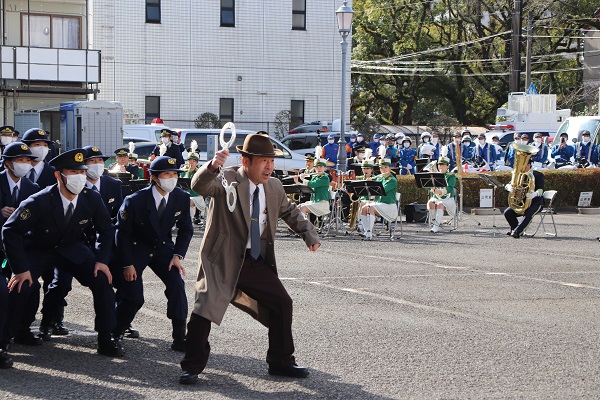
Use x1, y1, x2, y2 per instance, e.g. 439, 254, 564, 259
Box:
194, 112, 220, 128
273, 110, 291, 140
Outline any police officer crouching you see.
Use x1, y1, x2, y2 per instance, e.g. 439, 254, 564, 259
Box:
1, 149, 124, 357
114, 156, 193, 351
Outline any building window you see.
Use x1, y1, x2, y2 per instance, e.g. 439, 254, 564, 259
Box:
145, 96, 161, 124
219, 98, 234, 125
292, 0, 306, 30
146, 0, 161, 24
21, 14, 81, 49
221, 0, 235, 27
291, 100, 305, 128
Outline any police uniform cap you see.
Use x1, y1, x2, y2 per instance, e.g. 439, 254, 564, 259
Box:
477, 134, 486, 139
0, 126, 15, 136
160, 129, 176, 138
453, 132, 461, 137
350, 133, 357, 138
581, 130, 591, 136
83, 145, 110, 161
1, 142, 36, 160
327, 133, 335, 139
373, 133, 381, 139
520, 133, 529, 139
114, 147, 129, 157
22, 128, 52, 143
357, 132, 364, 137
49, 148, 88, 170
149, 155, 182, 173
533, 132, 542, 138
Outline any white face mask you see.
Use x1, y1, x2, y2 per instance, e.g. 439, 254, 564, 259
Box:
454, 138, 460, 143
478, 140, 485, 146
373, 138, 379, 142
403, 142, 410, 148
534, 138, 542, 145
1, 136, 12, 145
493, 141, 499, 146
350, 138, 356, 142
62, 173, 87, 195
161, 137, 170, 144
431, 138, 438, 144
30, 146, 49, 162
357, 137, 364, 142
86, 163, 105, 181
583, 137, 590, 143
10, 161, 32, 178
464, 142, 471, 147
423, 138, 430, 143
158, 177, 177, 193
521, 140, 528, 145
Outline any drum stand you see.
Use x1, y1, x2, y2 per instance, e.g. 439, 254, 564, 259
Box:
454, 168, 481, 230
322, 172, 346, 237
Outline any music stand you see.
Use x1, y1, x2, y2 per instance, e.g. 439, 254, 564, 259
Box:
415, 158, 430, 173
345, 180, 385, 199
414, 172, 447, 189
283, 184, 314, 196
480, 173, 504, 237
178, 177, 192, 191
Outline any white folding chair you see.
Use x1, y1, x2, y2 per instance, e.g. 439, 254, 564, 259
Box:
526, 190, 558, 237
375, 193, 403, 240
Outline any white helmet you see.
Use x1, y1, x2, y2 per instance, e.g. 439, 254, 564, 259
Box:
420, 132, 431, 140
395, 132, 405, 140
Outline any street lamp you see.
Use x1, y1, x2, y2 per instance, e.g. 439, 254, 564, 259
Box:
335, 0, 353, 173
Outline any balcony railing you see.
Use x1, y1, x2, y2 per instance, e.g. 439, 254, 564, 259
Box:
1, 46, 100, 84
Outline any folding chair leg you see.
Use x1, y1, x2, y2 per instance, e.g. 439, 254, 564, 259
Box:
543, 212, 557, 236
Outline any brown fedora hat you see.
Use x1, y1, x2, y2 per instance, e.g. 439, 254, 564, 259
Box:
236, 132, 283, 157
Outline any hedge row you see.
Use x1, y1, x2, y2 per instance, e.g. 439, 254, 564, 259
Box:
396, 168, 600, 208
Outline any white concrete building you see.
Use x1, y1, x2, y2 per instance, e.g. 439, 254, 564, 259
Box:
0, 0, 99, 140
92, 0, 352, 133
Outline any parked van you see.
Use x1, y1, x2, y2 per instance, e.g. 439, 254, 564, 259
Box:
174, 129, 307, 173
122, 124, 170, 143
550, 116, 600, 147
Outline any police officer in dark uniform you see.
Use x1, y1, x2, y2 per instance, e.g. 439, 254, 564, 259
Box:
2, 148, 123, 356
21, 128, 56, 188
0, 126, 15, 153
109, 147, 140, 179
151, 129, 185, 168
0, 143, 41, 365
114, 156, 193, 351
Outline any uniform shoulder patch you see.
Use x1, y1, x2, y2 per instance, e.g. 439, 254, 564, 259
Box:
120, 209, 127, 221
19, 209, 31, 220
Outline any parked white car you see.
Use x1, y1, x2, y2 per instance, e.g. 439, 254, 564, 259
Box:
122, 124, 170, 143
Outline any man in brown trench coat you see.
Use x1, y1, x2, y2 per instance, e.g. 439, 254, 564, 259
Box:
179, 133, 320, 384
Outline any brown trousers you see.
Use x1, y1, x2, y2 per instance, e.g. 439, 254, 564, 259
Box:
180, 254, 295, 373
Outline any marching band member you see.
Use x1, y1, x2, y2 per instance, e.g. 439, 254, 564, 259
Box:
348, 147, 366, 175
576, 130, 598, 166
358, 157, 398, 240
301, 153, 316, 175
109, 147, 140, 179
127, 142, 144, 179
298, 158, 331, 219
356, 150, 376, 181
180, 142, 205, 225
398, 137, 417, 175
474, 134, 497, 171
426, 151, 456, 233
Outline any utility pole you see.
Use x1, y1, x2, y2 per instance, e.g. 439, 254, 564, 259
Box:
510, 0, 522, 93
525, 14, 533, 90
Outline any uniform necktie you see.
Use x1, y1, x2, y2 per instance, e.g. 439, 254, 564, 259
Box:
11, 186, 18, 205
65, 202, 74, 225
92, 185, 98, 191
250, 187, 260, 260
157, 197, 166, 221
28, 169, 35, 182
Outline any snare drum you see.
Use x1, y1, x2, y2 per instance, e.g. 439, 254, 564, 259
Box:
329, 170, 339, 190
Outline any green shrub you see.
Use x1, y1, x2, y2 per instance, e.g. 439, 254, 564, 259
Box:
397, 169, 600, 208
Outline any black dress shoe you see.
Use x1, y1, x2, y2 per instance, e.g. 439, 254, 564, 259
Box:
512, 231, 522, 239
0, 350, 13, 369
14, 330, 43, 346
179, 371, 199, 385
97, 336, 124, 357
52, 322, 69, 336
124, 325, 140, 338
268, 363, 309, 378
38, 325, 52, 342
171, 339, 186, 352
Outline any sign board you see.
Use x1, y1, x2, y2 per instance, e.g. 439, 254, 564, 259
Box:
207, 135, 218, 161
479, 188, 493, 208
578, 191, 593, 207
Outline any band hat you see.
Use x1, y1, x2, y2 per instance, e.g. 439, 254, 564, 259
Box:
437, 157, 450, 165
114, 147, 129, 156
361, 159, 374, 168
22, 128, 52, 143
355, 147, 366, 153
378, 157, 392, 166
82, 145, 110, 161
315, 158, 327, 167
149, 155, 183, 173
0, 126, 15, 136
304, 153, 316, 161
49, 148, 88, 170
128, 153, 138, 160
1, 142, 36, 160
187, 152, 199, 161
236, 133, 283, 157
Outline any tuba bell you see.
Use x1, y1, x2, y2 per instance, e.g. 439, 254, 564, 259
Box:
508, 143, 539, 214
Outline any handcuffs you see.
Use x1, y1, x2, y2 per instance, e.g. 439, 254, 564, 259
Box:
217, 122, 237, 212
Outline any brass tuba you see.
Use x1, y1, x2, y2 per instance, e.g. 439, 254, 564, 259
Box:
347, 193, 361, 229
508, 143, 539, 214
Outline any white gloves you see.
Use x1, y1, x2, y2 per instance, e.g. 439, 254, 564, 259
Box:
525, 191, 539, 199
406, 164, 413, 170
505, 183, 513, 192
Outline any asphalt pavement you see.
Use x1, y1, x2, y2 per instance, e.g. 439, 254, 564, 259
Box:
1, 212, 600, 399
